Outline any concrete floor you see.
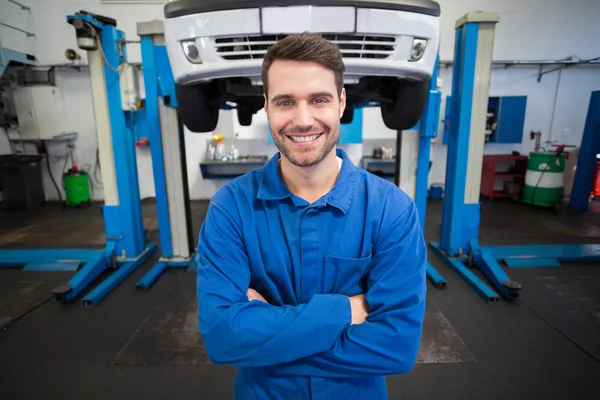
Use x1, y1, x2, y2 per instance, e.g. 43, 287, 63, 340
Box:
0, 198, 599, 399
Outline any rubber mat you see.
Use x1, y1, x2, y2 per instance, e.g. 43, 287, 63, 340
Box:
113, 288, 210, 366
520, 274, 600, 360
417, 300, 476, 364
0, 271, 70, 332
113, 296, 474, 366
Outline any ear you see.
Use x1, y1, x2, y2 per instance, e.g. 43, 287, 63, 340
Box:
339, 87, 346, 119
263, 93, 268, 113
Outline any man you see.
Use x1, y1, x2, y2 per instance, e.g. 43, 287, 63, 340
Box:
197, 33, 427, 400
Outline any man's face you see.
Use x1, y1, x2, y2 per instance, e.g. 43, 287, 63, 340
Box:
264, 60, 346, 167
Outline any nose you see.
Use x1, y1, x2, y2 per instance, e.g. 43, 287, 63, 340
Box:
293, 101, 315, 127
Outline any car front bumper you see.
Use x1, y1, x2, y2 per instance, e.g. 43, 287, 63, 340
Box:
164, 3, 440, 86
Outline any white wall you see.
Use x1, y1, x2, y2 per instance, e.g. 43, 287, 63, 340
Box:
1, 0, 599, 200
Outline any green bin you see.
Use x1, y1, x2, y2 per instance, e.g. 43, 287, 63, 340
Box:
63, 170, 91, 206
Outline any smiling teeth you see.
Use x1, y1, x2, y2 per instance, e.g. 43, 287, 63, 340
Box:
291, 134, 320, 142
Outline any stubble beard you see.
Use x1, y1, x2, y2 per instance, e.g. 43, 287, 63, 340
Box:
272, 122, 340, 167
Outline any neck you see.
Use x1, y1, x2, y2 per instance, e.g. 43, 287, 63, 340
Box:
280, 149, 340, 204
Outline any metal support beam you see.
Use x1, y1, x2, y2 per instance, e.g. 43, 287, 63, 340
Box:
53, 253, 108, 303
472, 241, 521, 300
430, 242, 499, 303
0, 249, 104, 266
100, 25, 146, 258
440, 13, 498, 256
415, 59, 447, 289
134, 20, 196, 290
481, 243, 600, 262
136, 259, 191, 290
0, 22, 34, 36
140, 35, 173, 258
426, 263, 447, 288
7, 0, 30, 10
81, 244, 156, 307
440, 23, 477, 255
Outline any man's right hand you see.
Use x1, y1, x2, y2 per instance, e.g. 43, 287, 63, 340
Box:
349, 294, 369, 325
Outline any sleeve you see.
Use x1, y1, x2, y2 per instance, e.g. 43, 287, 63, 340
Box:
197, 200, 352, 367
273, 201, 427, 377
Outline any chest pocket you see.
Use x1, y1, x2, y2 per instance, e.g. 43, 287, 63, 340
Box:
323, 254, 372, 296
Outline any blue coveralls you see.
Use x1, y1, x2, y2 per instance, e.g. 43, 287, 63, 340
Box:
197, 148, 427, 400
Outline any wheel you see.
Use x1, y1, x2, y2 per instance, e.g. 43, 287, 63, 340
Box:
341, 107, 354, 124
237, 109, 253, 126
175, 83, 219, 133
380, 80, 429, 130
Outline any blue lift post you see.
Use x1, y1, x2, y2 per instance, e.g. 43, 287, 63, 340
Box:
135, 20, 196, 291
431, 15, 600, 303
414, 59, 446, 288
0, 12, 157, 307
569, 91, 600, 211
430, 12, 508, 303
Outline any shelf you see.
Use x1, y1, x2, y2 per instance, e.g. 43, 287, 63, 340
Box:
486, 191, 513, 199
494, 173, 525, 178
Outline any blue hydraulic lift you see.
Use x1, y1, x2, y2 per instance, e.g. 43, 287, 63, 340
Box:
0, 11, 157, 307
430, 13, 600, 303
415, 60, 447, 288
134, 20, 196, 290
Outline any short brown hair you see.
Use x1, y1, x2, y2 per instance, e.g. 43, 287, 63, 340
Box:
261, 33, 345, 98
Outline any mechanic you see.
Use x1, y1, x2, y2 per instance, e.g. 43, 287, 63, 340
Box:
197, 33, 427, 400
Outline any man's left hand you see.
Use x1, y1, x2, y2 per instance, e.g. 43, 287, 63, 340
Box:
247, 288, 269, 303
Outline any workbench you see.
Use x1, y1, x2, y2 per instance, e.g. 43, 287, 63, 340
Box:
199, 158, 268, 180
359, 157, 396, 181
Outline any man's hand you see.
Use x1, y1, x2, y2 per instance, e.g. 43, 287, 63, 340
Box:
349, 294, 369, 325
247, 288, 269, 303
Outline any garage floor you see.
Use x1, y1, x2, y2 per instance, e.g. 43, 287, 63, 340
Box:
0, 198, 599, 399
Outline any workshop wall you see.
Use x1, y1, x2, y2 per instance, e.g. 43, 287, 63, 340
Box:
1, 0, 599, 200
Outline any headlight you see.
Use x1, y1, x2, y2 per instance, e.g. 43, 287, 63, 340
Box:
409, 39, 427, 62
182, 39, 201, 64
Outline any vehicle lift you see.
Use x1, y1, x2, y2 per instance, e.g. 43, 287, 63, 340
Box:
0, 12, 157, 307
0, 9, 448, 303
0, 11, 198, 307
430, 12, 600, 303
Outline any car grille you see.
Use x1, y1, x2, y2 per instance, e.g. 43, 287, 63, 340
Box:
214, 34, 396, 60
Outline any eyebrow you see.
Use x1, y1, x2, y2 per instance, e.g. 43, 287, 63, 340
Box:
270, 91, 335, 103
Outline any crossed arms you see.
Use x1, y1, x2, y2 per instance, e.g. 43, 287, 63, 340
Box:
197, 199, 427, 378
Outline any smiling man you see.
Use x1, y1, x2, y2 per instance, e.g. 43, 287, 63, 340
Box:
197, 33, 427, 400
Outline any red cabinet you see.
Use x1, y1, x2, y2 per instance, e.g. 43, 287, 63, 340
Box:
481, 155, 528, 199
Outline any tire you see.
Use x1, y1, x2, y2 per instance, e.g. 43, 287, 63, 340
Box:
237, 109, 253, 126
341, 107, 354, 124
380, 80, 429, 130
175, 84, 219, 133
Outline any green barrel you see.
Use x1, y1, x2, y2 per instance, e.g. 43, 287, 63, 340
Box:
522, 152, 565, 207
63, 172, 91, 206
